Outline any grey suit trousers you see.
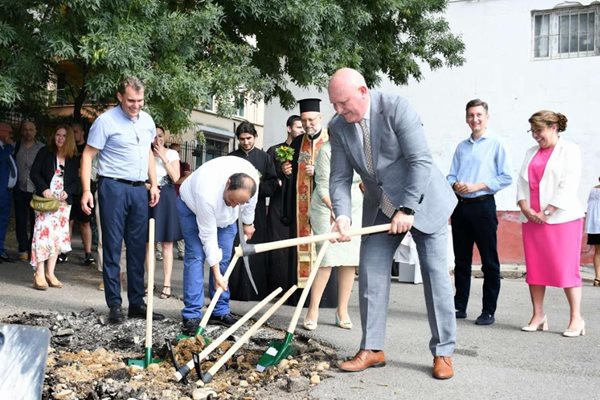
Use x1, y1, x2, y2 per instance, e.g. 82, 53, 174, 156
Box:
359, 210, 456, 356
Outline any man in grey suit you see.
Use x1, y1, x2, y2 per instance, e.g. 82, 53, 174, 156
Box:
328, 68, 457, 379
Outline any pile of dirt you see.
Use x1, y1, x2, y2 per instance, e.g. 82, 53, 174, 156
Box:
1, 309, 338, 399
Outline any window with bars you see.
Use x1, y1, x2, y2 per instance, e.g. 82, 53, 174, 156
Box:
532, 4, 599, 59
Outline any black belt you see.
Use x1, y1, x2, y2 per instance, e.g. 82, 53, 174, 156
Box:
99, 176, 146, 186
457, 194, 494, 204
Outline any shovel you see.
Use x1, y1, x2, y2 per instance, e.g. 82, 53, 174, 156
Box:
173, 286, 283, 382
256, 223, 391, 371
256, 237, 331, 372
0, 324, 50, 399
128, 218, 161, 368
202, 285, 298, 383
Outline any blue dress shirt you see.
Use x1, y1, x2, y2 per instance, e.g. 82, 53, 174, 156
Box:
447, 134, 512, 198
87, 105, 156, 181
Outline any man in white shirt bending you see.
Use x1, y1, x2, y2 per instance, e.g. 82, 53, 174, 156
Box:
177, 156, 259, 335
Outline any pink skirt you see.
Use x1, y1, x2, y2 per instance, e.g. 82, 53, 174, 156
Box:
522, 218, 583, 288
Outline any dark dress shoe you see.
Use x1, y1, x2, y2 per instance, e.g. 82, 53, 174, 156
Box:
208, 313, 237, 327
0, 253, 15, 263
339, 349, 386, 372
475, 313, 495, 325
182, 318, 201, 336
108, 306, 124, 324
433, 356, 454, 379
455, 309, 467, 319
128, 304, 166, 321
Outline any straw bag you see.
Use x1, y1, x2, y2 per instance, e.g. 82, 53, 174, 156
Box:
30, 194, 60, 212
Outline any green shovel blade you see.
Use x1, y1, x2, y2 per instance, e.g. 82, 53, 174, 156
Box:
256, 332, 295, 372
175, 325, 210, 345
127, 347, 161, 368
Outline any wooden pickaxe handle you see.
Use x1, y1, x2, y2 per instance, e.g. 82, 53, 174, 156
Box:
202, 285, 298, 383
238, 223, 390, 256
174, 286, 283, 382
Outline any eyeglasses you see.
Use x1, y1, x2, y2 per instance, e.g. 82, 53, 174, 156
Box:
56, 164, 64, 177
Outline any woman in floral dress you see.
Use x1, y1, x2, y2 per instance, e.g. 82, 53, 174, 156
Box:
30, 124, 79, 290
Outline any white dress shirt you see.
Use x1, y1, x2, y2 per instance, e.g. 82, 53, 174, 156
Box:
179, 156, 259, 266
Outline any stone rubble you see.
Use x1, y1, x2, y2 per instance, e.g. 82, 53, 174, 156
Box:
1, 309, 337, 399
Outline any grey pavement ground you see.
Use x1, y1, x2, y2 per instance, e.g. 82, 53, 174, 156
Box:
1, 235, 599, 399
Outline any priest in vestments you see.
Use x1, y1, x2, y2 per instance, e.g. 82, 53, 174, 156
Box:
228, 121, 278, 301
279, 99, 338, 307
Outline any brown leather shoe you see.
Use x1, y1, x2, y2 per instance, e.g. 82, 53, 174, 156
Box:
339, 349, 386, 372
432, 356, 454, 379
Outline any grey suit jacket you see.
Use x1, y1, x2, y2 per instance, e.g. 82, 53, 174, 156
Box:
329, 91, 457, 234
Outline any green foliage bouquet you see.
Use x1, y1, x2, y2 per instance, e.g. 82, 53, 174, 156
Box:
275, 145, 294, 163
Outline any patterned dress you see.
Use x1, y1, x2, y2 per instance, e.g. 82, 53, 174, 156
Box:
30, 167, 72, 266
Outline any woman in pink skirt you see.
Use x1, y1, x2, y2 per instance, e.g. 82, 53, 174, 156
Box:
516, 110, 585, 337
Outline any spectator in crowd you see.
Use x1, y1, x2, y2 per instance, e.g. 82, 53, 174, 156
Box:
29, 124, 79, 289
447, 99, 512, 326
178, 156, 258, 334
64, 121, 95, 266
150, 126, 182, 299
328, 68, 457, 379
303, 140, 362, 331
265, 115, 304, 291
0, 122, 17, 263
517, 110, 585, 337
228, 121, 278, 301
80, 76, 163, 324
169, 142, 191, 260
585, 177, 600, 287
13, 121, 44, 261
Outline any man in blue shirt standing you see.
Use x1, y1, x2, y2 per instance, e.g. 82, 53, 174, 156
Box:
447, 99, 512, 326
80, 77, 162, 324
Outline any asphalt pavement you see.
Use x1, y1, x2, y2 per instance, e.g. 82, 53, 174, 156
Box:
0, 238, 599, 400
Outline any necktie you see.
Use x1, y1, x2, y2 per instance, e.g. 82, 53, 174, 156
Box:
358, 119, 396, 218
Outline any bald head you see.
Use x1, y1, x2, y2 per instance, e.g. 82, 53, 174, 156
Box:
328, 68, 369, 124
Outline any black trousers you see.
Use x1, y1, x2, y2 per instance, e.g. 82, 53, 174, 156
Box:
451, 196, 501, 315
13, 187, 35, 252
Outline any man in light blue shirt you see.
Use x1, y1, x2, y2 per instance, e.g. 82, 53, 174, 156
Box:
447, 99, 512, 326
80, 77, 161, 324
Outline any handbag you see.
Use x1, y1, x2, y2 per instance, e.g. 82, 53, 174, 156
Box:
30, 194, 60, 212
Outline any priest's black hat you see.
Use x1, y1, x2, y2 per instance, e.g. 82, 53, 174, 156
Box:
298, 98, 321, 113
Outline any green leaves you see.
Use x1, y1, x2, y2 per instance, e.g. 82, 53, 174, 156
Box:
0, 0, 464, 133
275, 145, 294, 163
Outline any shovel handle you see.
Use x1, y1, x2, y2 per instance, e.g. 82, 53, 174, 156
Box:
244, 223, 390, 255
174, 286, 283, 382
203, 285, 298, 383
145, 219, 156, 348
199, 252, 240, 329
287, 238, 331, 333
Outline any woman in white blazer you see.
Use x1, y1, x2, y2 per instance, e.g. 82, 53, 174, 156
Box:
516, 110, 585, 337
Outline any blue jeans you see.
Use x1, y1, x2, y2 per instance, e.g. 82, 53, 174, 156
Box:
177, 198, 236, 320
98, 178, 148, 308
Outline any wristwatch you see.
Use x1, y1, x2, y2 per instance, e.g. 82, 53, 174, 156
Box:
397, 206, 415, 216
543, 209, 552, 216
